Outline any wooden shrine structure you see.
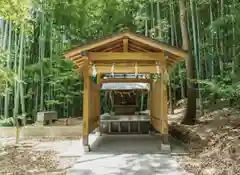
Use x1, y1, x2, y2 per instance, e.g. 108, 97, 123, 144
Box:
64, 31, 187, 150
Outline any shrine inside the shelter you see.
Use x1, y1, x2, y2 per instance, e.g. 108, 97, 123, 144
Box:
100, 74, 151, 134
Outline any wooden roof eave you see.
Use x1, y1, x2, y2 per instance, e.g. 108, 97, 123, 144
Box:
64, 33, 126, 58
125, 32, 188, 59
64, 32, 188, 60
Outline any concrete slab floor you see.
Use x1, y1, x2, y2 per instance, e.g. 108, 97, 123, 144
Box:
67, 135, 187, 175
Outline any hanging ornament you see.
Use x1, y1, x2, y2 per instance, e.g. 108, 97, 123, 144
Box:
135, 63, 138, 77
111, 63, 115, 77
92, 64, 97, 77
156, 62, 160, 75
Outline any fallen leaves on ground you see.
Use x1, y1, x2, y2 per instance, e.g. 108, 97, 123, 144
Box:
169, 104, 240, 175
0, 142, 66, 175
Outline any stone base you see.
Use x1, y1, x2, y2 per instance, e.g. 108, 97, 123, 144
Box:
148, 130, 155, 136
84, 145, 91, 152
161, 143, 171, 153
95, 132, 101, 136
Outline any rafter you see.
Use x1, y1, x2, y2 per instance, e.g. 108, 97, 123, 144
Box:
101, 43, 122, 52
129, 43, 152, 52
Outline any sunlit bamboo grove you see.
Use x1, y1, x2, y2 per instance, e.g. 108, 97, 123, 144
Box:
0, 0, 240, 126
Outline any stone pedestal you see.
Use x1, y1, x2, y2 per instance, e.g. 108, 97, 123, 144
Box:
95, 132, 101, 136
161, 134, 171, 153
84, 145, 91, 152
161, 143, 171, 153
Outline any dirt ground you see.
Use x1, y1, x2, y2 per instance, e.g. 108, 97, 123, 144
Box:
0, 140, 66, 174
169, 100, 240, 175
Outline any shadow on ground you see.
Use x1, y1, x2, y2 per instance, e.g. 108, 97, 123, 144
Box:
67, 135, 187, 175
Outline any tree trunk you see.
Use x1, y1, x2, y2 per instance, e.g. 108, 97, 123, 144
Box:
179, 0, 197, 125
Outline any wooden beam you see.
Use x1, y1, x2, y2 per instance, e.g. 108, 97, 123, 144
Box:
128, 48, 140, 52
101, 44, 122, 52
123, 38, 128, 52
70, 55, 81, 60
88, 52, 166, 61
100, 78, 151, 84
129, 44, 151, 52
72, 56, 87, 64
93, 61, 172, 68
89, 65, 160, 74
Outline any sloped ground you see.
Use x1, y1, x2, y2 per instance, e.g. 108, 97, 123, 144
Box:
169, 101, 240, 175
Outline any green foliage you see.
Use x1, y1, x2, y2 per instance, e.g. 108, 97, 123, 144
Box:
0, 0, 240, 121
0, 49, 14, 95
0, 116, 14, 126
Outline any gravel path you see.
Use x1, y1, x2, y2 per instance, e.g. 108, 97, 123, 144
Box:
0, 135, 186, 175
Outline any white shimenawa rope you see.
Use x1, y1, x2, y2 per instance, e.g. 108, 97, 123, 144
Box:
111, 63, 115, 77
92, 64, 97, 77
135, 63, 138, 77
156, 62, 160, 75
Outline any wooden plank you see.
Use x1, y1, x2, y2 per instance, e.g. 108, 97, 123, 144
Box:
129, 43, 152, 52
88, 52, 166, 61
101, 44, 122, 52
70, 54, 82, 60
125, 32, 188, 58
100, 78, 151, 84
93, 60, 157, 65
151, 79, 162, 133
129, 40, 180, 62
123, 38, 128, 52
89, 65, 160, 74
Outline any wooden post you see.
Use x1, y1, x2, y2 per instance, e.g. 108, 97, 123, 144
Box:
160, 67, 169, 145
149, 78, 154, 133
95, 74, 101, 135
83, 63, 90, 151
96, 74, 101, 116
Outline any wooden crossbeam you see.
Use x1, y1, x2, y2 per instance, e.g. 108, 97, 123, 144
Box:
88, 52, 166, 61
89, 65, 162, 74
100, 78, 151, 84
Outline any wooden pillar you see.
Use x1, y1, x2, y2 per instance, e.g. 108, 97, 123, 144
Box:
83, 64, 90, 150
160, 67, 169, 144
95, 74, 101, 135
149, 78, 154, 132
96, 74, 101, 116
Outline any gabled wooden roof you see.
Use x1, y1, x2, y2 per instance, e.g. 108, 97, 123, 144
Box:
64, 31, 188, 71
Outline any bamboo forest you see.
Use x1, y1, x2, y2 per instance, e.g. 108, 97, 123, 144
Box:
0, 0, 239, 174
